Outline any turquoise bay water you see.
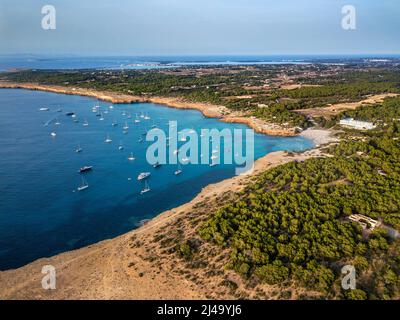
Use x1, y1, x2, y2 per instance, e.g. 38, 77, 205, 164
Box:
0, 89, 314, 270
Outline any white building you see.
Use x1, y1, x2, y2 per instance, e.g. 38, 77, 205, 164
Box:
339, 118, 376, 130
348, 214, 381, 230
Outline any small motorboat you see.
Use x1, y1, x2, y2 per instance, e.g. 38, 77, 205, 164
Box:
153, 162, 162, 168
79, 166, 93, 173
137, 172, 151, 181
174, 163, 182, 175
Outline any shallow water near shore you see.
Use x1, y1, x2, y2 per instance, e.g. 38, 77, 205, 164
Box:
0, 89, 314, 270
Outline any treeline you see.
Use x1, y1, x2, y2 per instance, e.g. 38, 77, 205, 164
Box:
339, 96, 400, 123
200, 132, 400, 299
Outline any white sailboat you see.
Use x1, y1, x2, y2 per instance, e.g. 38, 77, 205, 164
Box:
112, 118, 118, 127
210, 156, 218, 167
128, 152, 135, 161
77, 177, 89, 191
99, 112, 104, 121
134, 114, 141, 123
75, 143, 83, 153
127, 113, 132, 119
174, 162, 183, 175
118, 141, 124, 150
104, 133, 112, 143
50, 132, 57, 137
83, 119, 89, 126
140, 180, 151, 195
144, 113, 150, 120
54, 117, 61, 125
123, 122, 129, 130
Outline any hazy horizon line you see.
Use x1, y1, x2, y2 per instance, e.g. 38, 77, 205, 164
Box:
1, 53, 400, 58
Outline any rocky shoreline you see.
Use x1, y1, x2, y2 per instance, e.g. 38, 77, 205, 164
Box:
0, 81, 299, 136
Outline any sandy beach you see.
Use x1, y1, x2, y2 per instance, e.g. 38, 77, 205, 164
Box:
300, 128, 339, 146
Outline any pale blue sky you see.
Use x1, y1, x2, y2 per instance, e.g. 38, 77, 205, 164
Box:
0, 0, 399, 55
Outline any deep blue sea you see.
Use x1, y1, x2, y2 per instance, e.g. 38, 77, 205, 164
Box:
0, 89, 314, 270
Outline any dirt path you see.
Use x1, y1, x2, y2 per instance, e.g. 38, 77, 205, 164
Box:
294, 93, 398, 118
